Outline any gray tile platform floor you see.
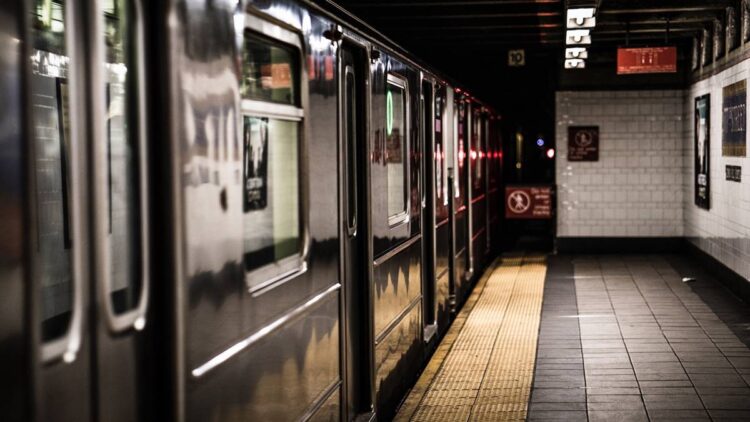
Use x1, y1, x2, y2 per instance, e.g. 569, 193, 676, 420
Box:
529, 254, 750, 422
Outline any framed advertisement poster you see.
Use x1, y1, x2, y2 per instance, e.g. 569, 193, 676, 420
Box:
695, 94, 710, 209
722, 80, 746, 156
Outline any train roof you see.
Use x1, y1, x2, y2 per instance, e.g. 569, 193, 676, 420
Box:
299, 0, 499, 114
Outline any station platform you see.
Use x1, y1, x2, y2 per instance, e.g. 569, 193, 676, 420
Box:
395, 254, 750, 421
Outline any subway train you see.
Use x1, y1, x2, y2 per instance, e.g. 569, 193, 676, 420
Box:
0, 0, 503, 421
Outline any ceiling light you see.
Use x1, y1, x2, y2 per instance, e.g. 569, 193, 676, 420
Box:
565, 47, 588, 59
565, 59, 586, 69
566, 29, 591, 45
567, 8, 596, 28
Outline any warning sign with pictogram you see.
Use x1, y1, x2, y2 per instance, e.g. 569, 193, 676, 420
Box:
505, 186, 553, 219
568, 126, 599, 161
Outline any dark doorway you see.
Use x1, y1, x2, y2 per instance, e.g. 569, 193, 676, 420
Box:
340, 42, 374, 421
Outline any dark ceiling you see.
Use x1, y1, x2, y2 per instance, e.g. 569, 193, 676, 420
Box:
328, 0, 734, 132
333, 0, 731, 48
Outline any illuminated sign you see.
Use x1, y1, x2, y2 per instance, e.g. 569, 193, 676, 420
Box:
617, 47, 677, 74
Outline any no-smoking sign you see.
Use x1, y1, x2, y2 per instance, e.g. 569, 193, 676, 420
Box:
505, 186, 553, 219
507, 190, 531, 214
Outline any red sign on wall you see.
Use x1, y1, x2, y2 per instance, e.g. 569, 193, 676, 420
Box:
617, 47, 677, 75
505, 186, 553, 219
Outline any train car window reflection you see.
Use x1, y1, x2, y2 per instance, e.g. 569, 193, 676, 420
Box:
386, 76, 408, 223
242, 33, 299, 106
103, 0, 143, 314
434, 90, 449, 220
241, 31, 304, 290
472, 110, 483, 195
31, 0, 73, 342
242, 116, 301, 277
456, 101, 467, 207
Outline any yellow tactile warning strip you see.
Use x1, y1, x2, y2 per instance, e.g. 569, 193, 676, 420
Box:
394, 254, 547, 422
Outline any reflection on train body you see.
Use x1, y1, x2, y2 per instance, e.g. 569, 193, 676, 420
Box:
0, 0, 503, 421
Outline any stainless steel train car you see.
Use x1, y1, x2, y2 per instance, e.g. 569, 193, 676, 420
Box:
0, 0, 503, 420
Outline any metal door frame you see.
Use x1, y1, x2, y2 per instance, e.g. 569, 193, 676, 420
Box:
22, 0, 93, 420
337, 34, 376, 422
419, 74, 438, 343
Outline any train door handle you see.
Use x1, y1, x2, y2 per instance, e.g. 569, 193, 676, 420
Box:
92, 0, 149, 334
40, 1, 84, 362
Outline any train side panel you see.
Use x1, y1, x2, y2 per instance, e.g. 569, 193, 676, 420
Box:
369, 51, 424, 420
166, 1, 342, 420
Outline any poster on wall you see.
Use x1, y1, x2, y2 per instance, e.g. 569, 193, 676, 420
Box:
726, 165, 742, 182
567, 126, 599, 161
505, 186, 553, 219
722, 80, 746, 156
694, 94, 710, 210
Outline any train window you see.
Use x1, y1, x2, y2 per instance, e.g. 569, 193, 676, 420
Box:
456, 100, 467, 207
386, 74, 409, 225
241, 27, 305, 291
242, 33, 299, 106
345, 67, 357, 233
102, 0, 143, 315
472, 109, 483, 195
31, 0, 74, 342
435, 90, 449, 217
242, 117, 300, 273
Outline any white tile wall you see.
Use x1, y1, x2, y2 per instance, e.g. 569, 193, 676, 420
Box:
556, 90, 685, 238
685, 62, 750, 281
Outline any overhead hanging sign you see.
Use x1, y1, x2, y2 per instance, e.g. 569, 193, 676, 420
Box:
617, 47, 677, 74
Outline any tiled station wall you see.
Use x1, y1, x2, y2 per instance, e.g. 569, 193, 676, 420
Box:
685, 63, 750, 281
555, 90, 685, 238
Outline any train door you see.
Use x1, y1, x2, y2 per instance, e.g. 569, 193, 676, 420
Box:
25, 0, 93, 420
89, 0, 151, 420
488, 117, 503, 254
465, 104, 472, 281
469, 105, 485, 270
432, 86, 451, 329
420, 79, 437, 343
21, 0, 151, 420
454, 96, 469, 299
482, 112, 494, 258
340, 42, 374, 421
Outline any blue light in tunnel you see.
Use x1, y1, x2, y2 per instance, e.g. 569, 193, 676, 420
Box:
536, 138, 545, 147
